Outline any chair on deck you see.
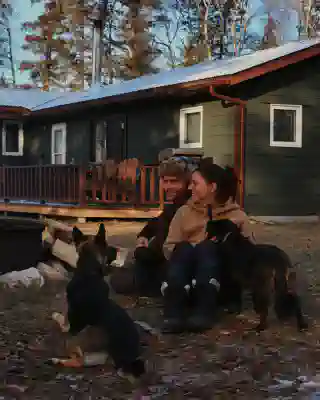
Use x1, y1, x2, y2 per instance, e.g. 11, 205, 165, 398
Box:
116, 158, 140, 205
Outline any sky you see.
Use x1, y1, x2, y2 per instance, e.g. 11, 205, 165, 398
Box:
1, 0, 301, 85
8, 0, 44, 84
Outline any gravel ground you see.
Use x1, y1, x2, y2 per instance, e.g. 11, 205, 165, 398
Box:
0, 221, 319, 399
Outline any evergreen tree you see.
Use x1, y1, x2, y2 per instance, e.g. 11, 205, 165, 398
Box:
118, 0, 161, 79
21, 0, 93, 90
0, 0, 15, 85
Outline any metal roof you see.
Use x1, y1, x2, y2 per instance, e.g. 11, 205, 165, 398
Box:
0, 88, 68, 110
1, 39, 320, 113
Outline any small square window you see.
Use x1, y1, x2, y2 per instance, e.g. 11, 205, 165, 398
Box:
179, 106, 203, 148
270, 104, 302, 148
2, 120, 24, 156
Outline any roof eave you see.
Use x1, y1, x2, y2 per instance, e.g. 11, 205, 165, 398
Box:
224, 43, 320, 86
0, 106, 31, 119
179, 42, 320, 89
0, 105, 31, 115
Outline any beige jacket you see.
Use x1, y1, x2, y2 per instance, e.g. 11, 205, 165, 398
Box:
163, 198, 253, 257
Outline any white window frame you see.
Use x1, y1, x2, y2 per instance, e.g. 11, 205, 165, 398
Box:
179, 106, 203, 149
2, 120, 24, 156
51, 123, 67, 164
270, 104, 302, 148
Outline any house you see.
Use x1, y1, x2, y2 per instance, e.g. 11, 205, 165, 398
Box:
0, 38, 320, 217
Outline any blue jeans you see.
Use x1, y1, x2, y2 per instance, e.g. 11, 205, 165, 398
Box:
167, 240, 221, 288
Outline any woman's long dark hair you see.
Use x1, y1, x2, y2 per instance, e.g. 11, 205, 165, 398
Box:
195, 159, 238, 204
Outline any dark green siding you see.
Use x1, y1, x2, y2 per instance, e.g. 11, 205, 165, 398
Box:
126, 103, 180, 164
66, 119, 91, 164
23, 116, 91, 165
24, 121, 50, 164
202, 101, 235, 165
243, 56, 320, 216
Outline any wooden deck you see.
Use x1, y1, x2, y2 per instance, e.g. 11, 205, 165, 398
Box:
0, 162, 164, 220
0, 203, 161, 220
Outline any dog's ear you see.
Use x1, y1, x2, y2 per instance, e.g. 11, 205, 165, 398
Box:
94, 223, 106, 246
72, 226, 85, 246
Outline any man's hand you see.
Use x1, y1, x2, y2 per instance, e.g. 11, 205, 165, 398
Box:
136, 237, 149, 248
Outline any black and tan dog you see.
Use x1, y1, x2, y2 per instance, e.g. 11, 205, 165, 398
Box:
206, 219, 308, 332
51, 224, 149, 382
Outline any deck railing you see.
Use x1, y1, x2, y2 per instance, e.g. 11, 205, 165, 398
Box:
0, 163, 164, 208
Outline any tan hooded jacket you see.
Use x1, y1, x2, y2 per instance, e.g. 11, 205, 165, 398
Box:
163, 198, 253, 257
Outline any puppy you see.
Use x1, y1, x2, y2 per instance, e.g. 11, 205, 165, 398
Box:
206, 219, 308, 332
53, 223, 147, 381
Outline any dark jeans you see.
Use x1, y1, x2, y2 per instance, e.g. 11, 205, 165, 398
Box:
167, 240, 221, 288
134, 245, 167, 297
167, 240, 241, 307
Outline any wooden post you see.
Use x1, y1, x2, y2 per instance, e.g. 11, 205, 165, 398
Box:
78, 165, 87, 207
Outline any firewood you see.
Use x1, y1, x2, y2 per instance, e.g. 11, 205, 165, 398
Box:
37, 262, 69, 281
51, 239, 78, 268
45, 218, 72, 234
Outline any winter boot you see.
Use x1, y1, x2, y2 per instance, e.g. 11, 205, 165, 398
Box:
187, 278, 220, 333
161, 282, 189, 334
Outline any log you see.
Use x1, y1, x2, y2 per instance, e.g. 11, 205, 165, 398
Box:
45, 218, 72, 234
51, 239, 78, 268
38, 262, 69, 281
45, 218, 73, 243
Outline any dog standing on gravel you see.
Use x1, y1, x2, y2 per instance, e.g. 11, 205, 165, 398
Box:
51, 223, 153, 384
206, 219, 308, 332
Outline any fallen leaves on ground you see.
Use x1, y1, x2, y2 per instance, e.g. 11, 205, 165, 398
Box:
0, 223, 319, 399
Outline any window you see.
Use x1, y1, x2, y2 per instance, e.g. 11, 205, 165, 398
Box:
51, 123, 67, 164
2, 120, 24, 156
179, 106, 203, 148
270, 104, 302, 148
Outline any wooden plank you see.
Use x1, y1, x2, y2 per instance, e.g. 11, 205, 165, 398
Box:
0, 203, 161, 219
45, 218, 72, 233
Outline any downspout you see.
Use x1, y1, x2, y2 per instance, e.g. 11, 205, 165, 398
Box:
209, 85, 247, 209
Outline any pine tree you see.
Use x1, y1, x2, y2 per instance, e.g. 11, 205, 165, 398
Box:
118, 0, 161, 79
177, 0, 249, 65
0, 0, 15, 85
21, 0, 93, 90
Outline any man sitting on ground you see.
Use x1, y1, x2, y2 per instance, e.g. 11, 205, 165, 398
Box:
133, 154, 199, 297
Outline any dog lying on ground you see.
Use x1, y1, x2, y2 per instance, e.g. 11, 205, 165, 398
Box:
206, 219, 308, 332
51, 223, 158, 383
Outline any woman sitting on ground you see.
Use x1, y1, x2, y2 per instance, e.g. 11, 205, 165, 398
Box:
161, 161, 254, 334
